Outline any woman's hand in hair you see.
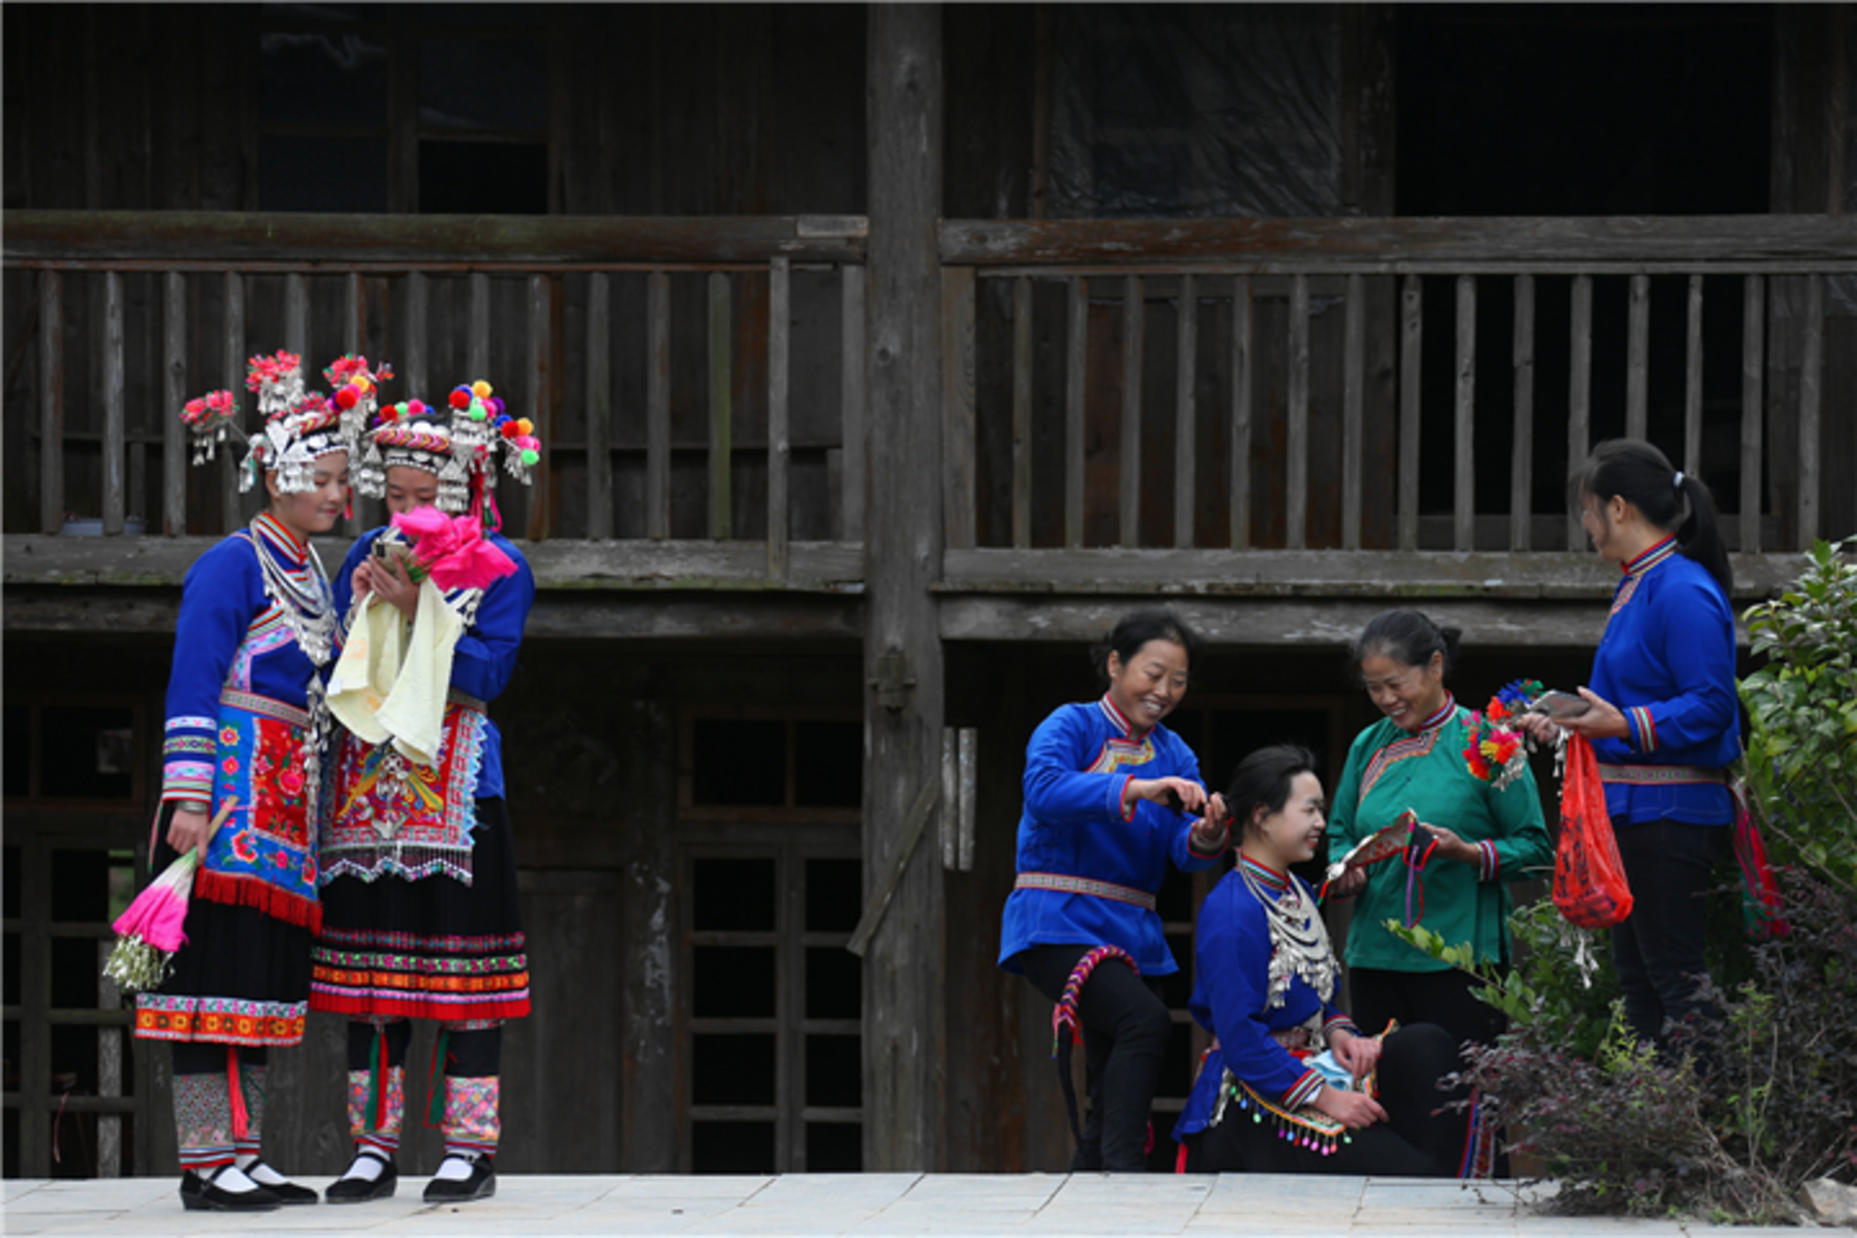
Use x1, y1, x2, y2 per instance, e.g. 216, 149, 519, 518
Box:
1312, 1083, 1387, 1130
1188, 792, 1230, 852
1559, 687, 1630, 740
1124, 775, 1208, 817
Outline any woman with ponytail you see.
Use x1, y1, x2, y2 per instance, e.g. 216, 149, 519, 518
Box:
1520, 439, 1740, 1052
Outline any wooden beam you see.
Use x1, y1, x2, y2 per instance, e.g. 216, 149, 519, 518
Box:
768, 256, 792, 578
526, 273, 555, 541
840, 265, 867, 543
402, 270, 428, 394
1012, 274, 1033, 548
1119, 275, 1143, 546
1453, 274, 1476, 551
1798, 274, 1822, 546
1567, 275, 1593, 550
1342, 273, 1364, 551
162, 272, 186, 536
941, 265, 976, 550
862, 1, 946, 1172
221, 271, 243, 531
586, 272, 614, 539
646, 270, 671, 540
1626, 273, 1649, 440
1287, 274, 1310, 549
468, 272, 490, 379
1173, 272, 1197, 548
1230, 275, 1253, 549
102, 272, 126, 535
1741, 274, 1764, 553
706, 272, 732, 540
1065, 276, 1086, 548
1397, 275, 1421, 551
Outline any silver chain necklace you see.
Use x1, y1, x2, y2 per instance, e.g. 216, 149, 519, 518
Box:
1239, 860, 1339, 1008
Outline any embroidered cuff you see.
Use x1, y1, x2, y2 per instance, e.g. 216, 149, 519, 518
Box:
1322, 1012, 1361, 1037
163, 761, 215, 802
1628, 705, 1658, 753
1477, 839, 1500, 882
1281, 1068, 1324, 1110
1118, 774, 1137, 822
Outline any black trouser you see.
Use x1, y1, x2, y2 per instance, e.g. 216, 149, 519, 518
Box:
1019, 944, 1172, 1172
1345, 965, 1507, 1054
1612, 818, 1726, 1050
345, 1019, 502, 1076
1182, 1023, 1469, 1176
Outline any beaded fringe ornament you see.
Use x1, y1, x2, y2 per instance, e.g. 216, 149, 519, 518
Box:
1211, 1071, 1352, 1158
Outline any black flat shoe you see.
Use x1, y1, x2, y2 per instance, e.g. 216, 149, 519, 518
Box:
423, 1155, 496, 1204
246, 1161, 320, 1205
325, 1153, 398, 1204
179, 1169, 281, 1212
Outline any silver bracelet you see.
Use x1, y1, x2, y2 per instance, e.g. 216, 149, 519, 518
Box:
177, 799, 210, 815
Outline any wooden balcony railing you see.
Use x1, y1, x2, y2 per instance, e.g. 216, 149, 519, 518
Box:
5, 212, 1852, 598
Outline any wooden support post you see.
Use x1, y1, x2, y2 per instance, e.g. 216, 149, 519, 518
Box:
1173, 273, 1197, 549
941, 265, 976, 550
1626, 273, 1649, 441
1341, 273, 1364, 551
341, 272, 364, 536
706, 272, 732, 540
1567, 274, 1593, 550
39, 271, 64, 534
1230, 275, 1253, 549
863, 0, 946, 1172
103, 272, 126, 535
526, 273, 554, 540
162, 272, 187, 536
841, 265, 867, 542
1509, 274, 1534, 551
1012, 275, 1033, 548
768, 257, 792, 577
1741, 274, 1764, 553
1397, 275, 1421, 551
1119, 276, 1143, 547
283, 272, 309, 357
1286, 273, 1310, 550
468, 272, 490, 379
1452, 273, 1476, 551
1065, 276, 1087, 548
403, 271, 428, 395
586, 271, 614, 539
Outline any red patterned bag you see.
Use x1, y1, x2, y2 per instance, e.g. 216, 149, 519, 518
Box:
1552, 734, 1635, 929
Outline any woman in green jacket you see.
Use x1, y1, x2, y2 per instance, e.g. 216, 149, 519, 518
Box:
1326, 610, 1552, 1050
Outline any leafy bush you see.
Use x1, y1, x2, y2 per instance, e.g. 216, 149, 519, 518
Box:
1740, 536, 1857, 893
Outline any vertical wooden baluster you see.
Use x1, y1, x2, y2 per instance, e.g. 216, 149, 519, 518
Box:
1740, 275, 1764, 553
1453, 274, 1476, 551
1065, 275, 1087, 548
706, 272, 732, 540
1567, 275, 1593, 550
941, 266, 977, 550
1798, 274, 1822, 548
1683, 274, 1703, 476
341, 271, 364, 536
586, 272, 614, 538
767, 257, 791, 577
222, 272, 244, 531
840, 264, 866, 543
163, 272, 187, 536
646, 270, 671, 541
403, 271, 428, 395
1342, 273, 1364, 551
468, 272, 490, 379
39, 271, 64, 533
1173, 273, 1197, 548
1119, 275, 1143, 547
525, 273, 553, 540
1011, 275, 1034, 548
103, 272, 127, 535
1510, 274, 1534, 551
1626, 272, 1649, 440
1230, 274, 1253, 549
1398, 274, 1422, 551
1287, 274, 1310, 550
284, 272, 309, 357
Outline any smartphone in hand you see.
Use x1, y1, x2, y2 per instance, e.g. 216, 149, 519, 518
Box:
1532, 689, 1592, 720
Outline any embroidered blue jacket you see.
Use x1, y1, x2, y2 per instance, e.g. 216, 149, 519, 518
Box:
332, 526, 535, 801
161, 515, 327, 804
1588, 537, 1739, 825
997, 696, 1223, 976
1173, 858, 1358, 1142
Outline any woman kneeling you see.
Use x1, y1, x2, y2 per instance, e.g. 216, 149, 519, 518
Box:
1174, 744, 1468, 1176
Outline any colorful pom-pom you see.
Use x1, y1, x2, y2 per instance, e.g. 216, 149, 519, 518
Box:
488, 397, 506, 417
471, 380, 493, 399
408, 399, 427, 417
516, 417, 533, 436
335, 387, 359, 409
520, 448, 540, 466
450, 388, 472, 409
499, 420, 521, 439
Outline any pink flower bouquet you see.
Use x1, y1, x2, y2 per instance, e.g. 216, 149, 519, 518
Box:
103, 798, 235, 993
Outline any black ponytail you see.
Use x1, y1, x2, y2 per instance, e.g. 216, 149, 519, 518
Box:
1574, 439, 1733, 596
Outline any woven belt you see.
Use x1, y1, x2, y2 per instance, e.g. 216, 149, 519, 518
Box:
218, 688, 310, 730
1598, 762, 1730, 786
447, 689, 486, 713
1014, 872, 1156, 910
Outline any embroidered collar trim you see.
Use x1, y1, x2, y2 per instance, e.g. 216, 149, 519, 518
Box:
1623, 535, 1680, 579
252, 512, 309, 564
1418, 694, 1457, 733
1239, 855, 1290, 893
1097, 694, 1137, 739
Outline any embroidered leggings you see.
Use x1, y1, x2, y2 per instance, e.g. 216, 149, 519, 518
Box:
346, 1019, 503, 1160
170, 1044, 271, 1173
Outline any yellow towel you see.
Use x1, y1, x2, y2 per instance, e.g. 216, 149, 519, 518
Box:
327, 582, 464, 768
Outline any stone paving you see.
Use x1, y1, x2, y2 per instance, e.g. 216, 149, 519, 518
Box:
0, 1174, 1811, 1236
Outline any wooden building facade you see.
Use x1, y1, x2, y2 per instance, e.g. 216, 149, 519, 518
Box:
4, 2, 1854, 1178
